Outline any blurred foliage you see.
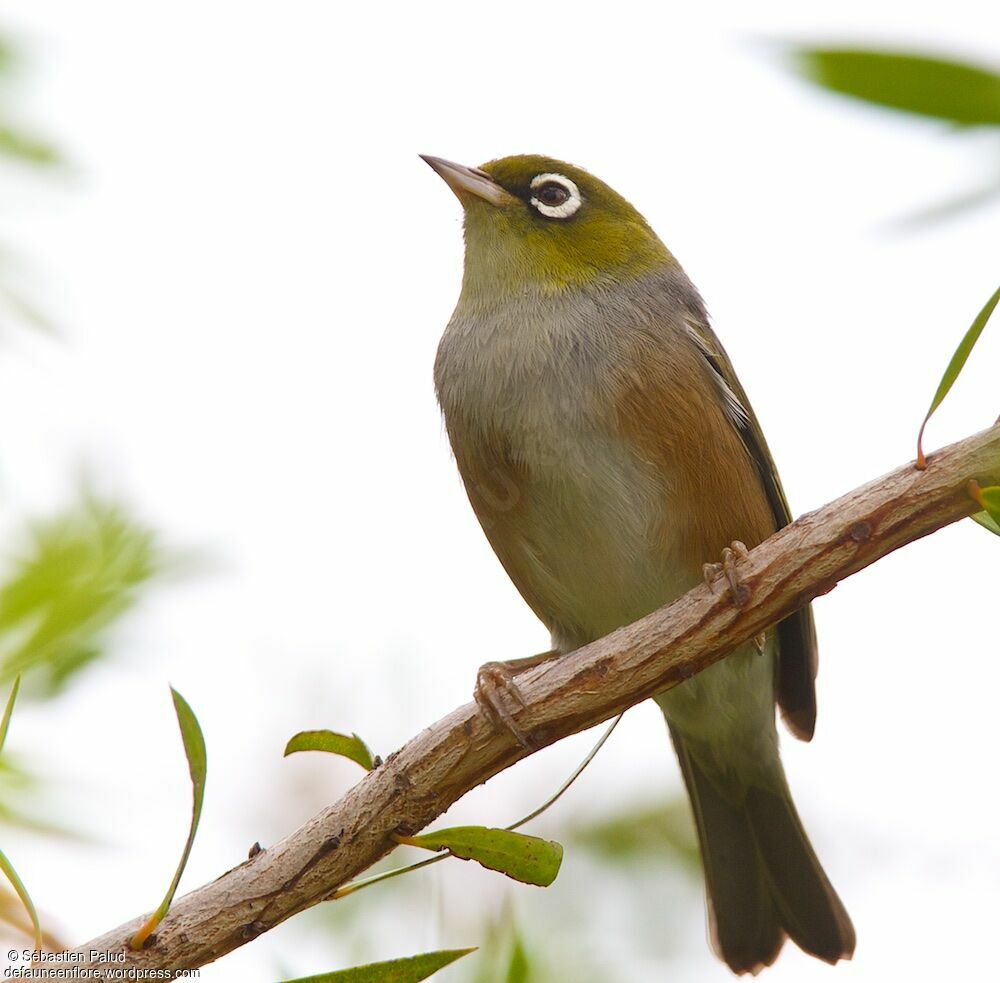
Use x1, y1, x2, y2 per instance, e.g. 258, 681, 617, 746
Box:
792, 48, 1000, 125
0, 752, 69, 835
501, 935, 529, 983
0, 30, 62, 336
567, 797, 699, 873
0, 492, 166, 695
0, 36, 14, 75
0, 32, 61, 168
469, 911, 546, 983
0, 493, 170, 838
0, 125, 58, 167
787, 46, 1000, 224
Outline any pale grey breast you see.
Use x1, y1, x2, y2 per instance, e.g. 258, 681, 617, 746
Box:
434, 276, 699, 649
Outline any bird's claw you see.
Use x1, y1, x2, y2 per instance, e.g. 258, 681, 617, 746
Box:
702, 541, 751, 607
474, 661, 534, 749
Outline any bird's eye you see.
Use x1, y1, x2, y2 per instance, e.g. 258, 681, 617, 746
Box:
529, 173, 582, 219
537, 183, 569, 207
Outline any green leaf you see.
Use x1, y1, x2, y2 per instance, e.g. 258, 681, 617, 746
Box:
979, 486, 1000, 523
397, 827, 563, 887
0, 126, 60, 166
0, 677, 41, 952
0, 37, 17, 76
972, 511, 1000, 536
503, 933, 530, 983
281, 948, 475, 983
568, 797, 700, 872
0, 493, 167, 694
791, 48, 1000, 125
284, 730, 375, 771
917, 285, 1000, 467
0, 847, 41, 953
0, 675, 20, 753
971, 485, 1000, 536
470, 910, 552, 983
0, 705, 71, 836
131, 688, 207, 949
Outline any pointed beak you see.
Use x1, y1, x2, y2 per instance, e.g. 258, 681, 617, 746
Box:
420, 155, 515, 208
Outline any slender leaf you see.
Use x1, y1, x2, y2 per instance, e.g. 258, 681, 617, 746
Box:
917, 285, 1000, 467
0, 126, 60, 166
972, 511, 1000, 536
791, 48, 1000, 125
281, 948, 475, 983
968, 481, 1000, 536
503, 933, 530, 983
0, 675, 20, 753
0, 848, 40, 953
0, 677, 40, 952
0, 696, 72, 835
969, 483, 1000, 537
284, 730, 374, 771
979, 486, 1000, 523
470, 911, 551, 983
396, 827, 562, 888
885, 176, 1000, 232
0, 38, 17, 76
131, 688, 207, 949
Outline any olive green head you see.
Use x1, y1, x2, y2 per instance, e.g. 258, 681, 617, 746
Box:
422, 154, 676, 296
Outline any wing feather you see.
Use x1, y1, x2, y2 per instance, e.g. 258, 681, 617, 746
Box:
686, 320, 819, 741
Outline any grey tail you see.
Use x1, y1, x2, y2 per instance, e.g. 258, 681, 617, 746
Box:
670, 727, 855, 974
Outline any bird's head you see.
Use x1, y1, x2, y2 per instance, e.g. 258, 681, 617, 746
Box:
422, 154, 675, 298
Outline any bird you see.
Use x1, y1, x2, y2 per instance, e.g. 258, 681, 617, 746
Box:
423, 153, 855, 974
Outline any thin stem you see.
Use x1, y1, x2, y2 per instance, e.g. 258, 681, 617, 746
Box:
506, 713, 623, 832
330, 853, 447, 900
329, 712, 624, 900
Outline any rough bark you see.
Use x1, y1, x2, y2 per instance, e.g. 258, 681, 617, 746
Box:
44, 425, 1000, 978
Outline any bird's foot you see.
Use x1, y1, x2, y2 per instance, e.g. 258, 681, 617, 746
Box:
702, 541, 752, 607
475, 662, 532, 748
473, 649, 560, 749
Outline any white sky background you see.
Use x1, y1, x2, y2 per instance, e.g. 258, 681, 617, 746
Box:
0, 1, 998, 980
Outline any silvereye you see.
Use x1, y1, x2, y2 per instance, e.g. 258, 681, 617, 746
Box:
423, 154, 854, 974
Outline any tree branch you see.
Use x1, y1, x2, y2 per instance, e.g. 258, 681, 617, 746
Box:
53, 425, 1000, 977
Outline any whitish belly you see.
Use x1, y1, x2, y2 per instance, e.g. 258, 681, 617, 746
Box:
512, 435, 777, 771
505, 428, 691, 652
496, 429, 775, 763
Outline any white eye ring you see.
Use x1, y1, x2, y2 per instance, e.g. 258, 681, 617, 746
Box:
529, 173, 583, 219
